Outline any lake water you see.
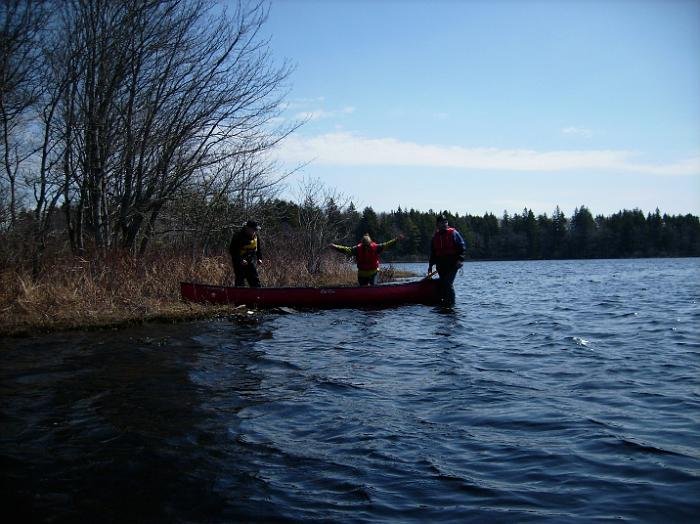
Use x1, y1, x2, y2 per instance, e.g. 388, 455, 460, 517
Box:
1, 258, 699, 522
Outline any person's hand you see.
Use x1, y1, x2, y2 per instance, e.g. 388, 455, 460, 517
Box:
427, 265, 433, 275
397, 234, 405, 241
241, 259, 248, 266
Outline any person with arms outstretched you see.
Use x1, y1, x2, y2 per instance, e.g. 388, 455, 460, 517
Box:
330, 233, 402, 286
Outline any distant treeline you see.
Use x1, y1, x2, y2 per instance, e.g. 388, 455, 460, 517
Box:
263, 201, 700, 261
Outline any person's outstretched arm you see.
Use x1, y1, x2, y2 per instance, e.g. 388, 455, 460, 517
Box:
329, 243, 354, 255
376, 237, 399, 254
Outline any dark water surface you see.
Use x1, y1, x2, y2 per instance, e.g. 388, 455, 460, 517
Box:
2, 258, 699, 522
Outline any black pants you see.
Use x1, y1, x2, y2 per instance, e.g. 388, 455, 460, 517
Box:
357, 272, 378, 286
436, 263, 459, 305
234, 263, 260, 288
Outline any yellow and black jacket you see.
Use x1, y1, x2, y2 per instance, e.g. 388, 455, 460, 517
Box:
229, 230, 262, 267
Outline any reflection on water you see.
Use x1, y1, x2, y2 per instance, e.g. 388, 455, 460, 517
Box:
1, 323, 273, 522
1, 258, 700, 522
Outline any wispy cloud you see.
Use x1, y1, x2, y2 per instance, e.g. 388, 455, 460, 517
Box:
266, 116, 286, 125
285, 96, 326, 109
295, 106, 355, 121
276, 132, 700, 176
562, 126, 594, 138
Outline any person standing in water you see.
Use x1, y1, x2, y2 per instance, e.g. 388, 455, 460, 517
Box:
428, 215, 466, 305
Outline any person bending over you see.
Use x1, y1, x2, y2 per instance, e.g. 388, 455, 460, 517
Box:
229, 220, 263, 287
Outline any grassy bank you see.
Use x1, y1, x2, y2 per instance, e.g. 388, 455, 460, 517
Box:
0, 252, 411, 337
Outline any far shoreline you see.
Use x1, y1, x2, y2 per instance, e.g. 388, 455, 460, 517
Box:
387, 255, 700, 264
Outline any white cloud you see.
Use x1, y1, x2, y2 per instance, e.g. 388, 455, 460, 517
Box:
295, 106, 355, 121
266, 116, 286, 125
562, 126, 594, 138
275, 132, 700, 176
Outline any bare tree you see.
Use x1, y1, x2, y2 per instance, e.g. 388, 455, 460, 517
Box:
155, 150, 286, 256
295, 178, 351, 274
0, 0, 48, 228
25, 55, 73, 273
1, 0, 296, 271
44, 0, 293, 254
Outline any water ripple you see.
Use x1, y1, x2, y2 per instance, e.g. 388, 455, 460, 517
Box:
1, 258, 699, 522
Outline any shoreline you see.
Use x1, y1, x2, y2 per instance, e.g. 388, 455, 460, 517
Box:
2, 266, 420, 339
0, 253, 356, 339
0, 303, 257, 338
9, 256, 698, 338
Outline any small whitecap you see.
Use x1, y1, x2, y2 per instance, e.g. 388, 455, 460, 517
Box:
572, 336, 590, 347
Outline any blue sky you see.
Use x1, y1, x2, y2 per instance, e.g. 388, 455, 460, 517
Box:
263, 0, 700, 216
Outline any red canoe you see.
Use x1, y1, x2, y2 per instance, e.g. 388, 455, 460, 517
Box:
180, 279, 441, 308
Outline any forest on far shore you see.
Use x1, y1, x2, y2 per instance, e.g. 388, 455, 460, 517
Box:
261, 200, 700, 262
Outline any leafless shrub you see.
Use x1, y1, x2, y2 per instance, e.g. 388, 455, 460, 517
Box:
294, 177, 353, 274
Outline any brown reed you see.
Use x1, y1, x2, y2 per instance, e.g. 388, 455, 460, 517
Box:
0, 249, 408, 336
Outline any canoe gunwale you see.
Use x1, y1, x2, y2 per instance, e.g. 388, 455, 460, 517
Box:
180, 279, 440, 308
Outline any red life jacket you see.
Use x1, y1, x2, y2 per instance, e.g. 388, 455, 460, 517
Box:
432, 227, 458, 256
356, 242, 380, 270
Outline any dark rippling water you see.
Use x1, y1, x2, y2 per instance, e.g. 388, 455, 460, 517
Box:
2, 258, 699, 522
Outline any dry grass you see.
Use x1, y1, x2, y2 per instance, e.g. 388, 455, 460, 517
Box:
0, 253, 226, 336
0, 249, 412, 336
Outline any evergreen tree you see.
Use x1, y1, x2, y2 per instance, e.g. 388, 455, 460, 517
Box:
570, 206, 596, 258
356, 207, 379, 239
537, 213, 553, 258
523, 208, 540, 259
552, 206, 569, 258
342, 202, 361, 244
647, 208, 663, 256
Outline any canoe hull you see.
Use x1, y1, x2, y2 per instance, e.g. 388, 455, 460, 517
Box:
180, 279, 441, 308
